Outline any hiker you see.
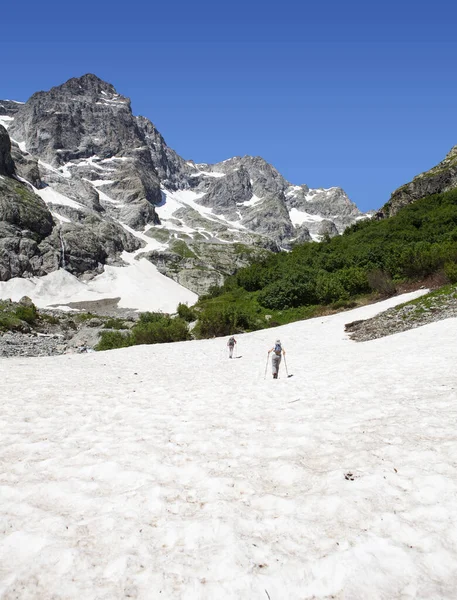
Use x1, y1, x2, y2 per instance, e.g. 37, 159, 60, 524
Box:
268, 339, 285, 379
227, 336, 237, 358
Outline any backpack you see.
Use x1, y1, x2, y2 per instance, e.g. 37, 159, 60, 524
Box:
228, 337, 235, 346
274, 343, 282, 355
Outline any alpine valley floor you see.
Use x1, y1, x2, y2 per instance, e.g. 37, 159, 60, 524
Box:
1, 291, 457, 599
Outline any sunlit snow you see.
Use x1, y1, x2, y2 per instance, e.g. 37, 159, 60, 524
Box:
289, 207, 325, 226
0, 260, 197, 312
1, 291, 457, 598
34, 186, 88, 211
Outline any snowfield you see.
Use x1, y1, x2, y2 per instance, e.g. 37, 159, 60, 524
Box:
1, 291, 457, 599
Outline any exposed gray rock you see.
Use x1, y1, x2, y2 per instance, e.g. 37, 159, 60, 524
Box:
10, 144, 42, 188
0, 223, 41, 280
1, 74, 367, 295
241, 195, 295, 248
345, 287, 457, 342
0, 125, 15, 176
379, 146, 457, 218
8, 74, 162, 225
0, 174, 53, 237
199, 167, 252, 218
136, 116, 194, 190
317, 219, 339, 238
0, 100, 23, 117
144, 239, 270, 294
292, 224, 312, 244
285, 185, 362, 233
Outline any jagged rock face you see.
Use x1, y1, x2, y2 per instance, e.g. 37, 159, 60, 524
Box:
0, 175, 53, 237
0, 125, 15, 176
144, 239, 271, 295
0, 100, 22, 117
0, 73, 366, 295
0, 125, 141, 281
10, 74, 135, 164
317, 219, 339, 238
8, 74, 161, 223
285, 185, 361, 233
10, 143, 42, 188
199, 167, 253, 216
380, 146, 457, 218
0, 175, 55, 279
136, 116, 193, 190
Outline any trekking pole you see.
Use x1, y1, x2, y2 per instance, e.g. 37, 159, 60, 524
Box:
284, 354, 289, 377
264, 352, 270, 379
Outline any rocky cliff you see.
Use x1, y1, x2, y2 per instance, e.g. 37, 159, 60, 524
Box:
0, 74, 366, 298
379, 146, 457, 218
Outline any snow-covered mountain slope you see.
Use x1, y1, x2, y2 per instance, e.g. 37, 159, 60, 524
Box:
2, 291, 457, 599
0, 74, 368, 298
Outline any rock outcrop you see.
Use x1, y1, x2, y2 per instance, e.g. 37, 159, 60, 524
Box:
379, 146, 457, 218
0, 125, 15, 176
0, 73, 367, 295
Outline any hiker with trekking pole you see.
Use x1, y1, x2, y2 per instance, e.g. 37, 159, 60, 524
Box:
227, 336, 237, 358
266, 339, 286, 379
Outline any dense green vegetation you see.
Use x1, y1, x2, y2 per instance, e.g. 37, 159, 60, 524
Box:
96, 312, 191, 351
192, 187, 457, 336
0, 300, 38, 331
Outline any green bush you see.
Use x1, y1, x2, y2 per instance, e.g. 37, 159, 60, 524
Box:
103, 318, 129, 329
444, 261, 457, 283
95, 331, 133, 351
40, 314, 60, 325
315, 272, 349, 304
177, 303, 197, 322
96, 313, 190, 350
76, 312, 99, 322
0, 313, 22, 331
14, 304, 38, 324
132, 316, 190, 345
138, 311, 167, 324
258, 278, 317, 310
194, 304, 255, 338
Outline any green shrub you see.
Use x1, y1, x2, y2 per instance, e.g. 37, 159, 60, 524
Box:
194, 304, 255, 338
0, 313, 23, 331
138, 311, 167, 324
177, 303, 197, 322
258, 279, 317, 310
95, 331, 133, 351
40, 314, 60, 325
14, 304, 38, 324
444, 261, 457, 283
76, 312, 99, 322
131, 316, 190, 345
103, 318, 128, 329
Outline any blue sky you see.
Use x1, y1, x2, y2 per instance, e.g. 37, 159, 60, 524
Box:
2, 0, 457, 212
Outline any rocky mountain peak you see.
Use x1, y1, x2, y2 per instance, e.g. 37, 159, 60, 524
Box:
0, 74, 367, 296
8, 74, 133, 166
30, 73, 123, 104
60, 73, 118, 95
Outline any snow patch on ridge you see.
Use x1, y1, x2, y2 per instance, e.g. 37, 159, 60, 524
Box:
0, 263, 197, 313
0, 115, 14, 128
289, 208, 325, 226
237, 194, 263, 208
34, 186, 87, 211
